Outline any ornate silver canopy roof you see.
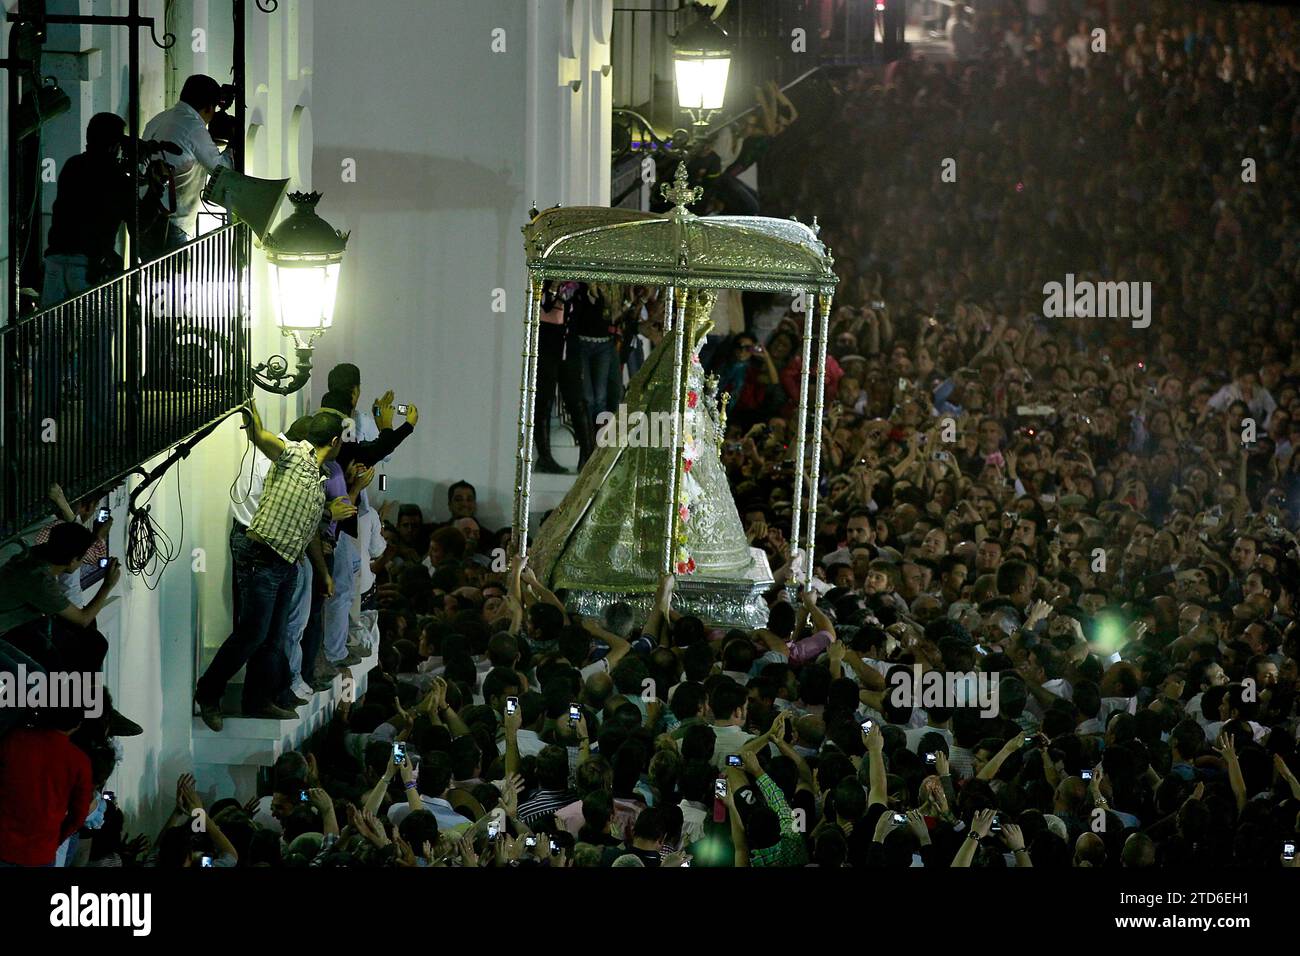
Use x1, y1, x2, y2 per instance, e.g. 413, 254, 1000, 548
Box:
521, 166, 838, 294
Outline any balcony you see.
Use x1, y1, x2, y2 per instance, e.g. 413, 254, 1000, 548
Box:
1, 222, 253, 537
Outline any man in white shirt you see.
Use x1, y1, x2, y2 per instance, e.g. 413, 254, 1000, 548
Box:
1207, 371, 1277, 428
1066, 19, 1092, 71
708, 680, 754, 769
140, 74, 234, 255
904, 705, 955, 753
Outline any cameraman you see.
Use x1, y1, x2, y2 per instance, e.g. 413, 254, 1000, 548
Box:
42, 113, 133, 305
139, 74, 234, 258
38, 113, 134, 437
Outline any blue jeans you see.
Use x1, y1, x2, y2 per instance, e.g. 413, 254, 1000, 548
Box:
196, 529, 297, 711
42, 252, 91, 308
33, 254, 95, 429
575, 337, 617, 419
140, 221, 190, 263
283, 552, 314, 686
322, 534, 358, 664
39, 254, 117, 440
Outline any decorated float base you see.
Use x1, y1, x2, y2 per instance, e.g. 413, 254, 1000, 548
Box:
563, 548, 775, 629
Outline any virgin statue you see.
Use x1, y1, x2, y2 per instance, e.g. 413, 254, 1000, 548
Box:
527, 287, 773, 626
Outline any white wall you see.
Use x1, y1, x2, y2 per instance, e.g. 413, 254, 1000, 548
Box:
311, 0, 610, 533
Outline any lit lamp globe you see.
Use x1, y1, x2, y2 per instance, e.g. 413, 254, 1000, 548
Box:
262, 191, 349, 335
672, 10, 732, 128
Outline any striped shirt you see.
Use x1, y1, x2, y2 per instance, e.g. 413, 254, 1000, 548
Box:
518, 788, 577, 827
248, 440, 327, 563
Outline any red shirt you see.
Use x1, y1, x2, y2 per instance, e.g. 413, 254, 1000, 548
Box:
0, 728, 92, 866
780, 354, 844, 420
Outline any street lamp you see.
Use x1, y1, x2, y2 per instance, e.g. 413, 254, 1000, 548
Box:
253, 191, 349, 394
672, 5, 732, 133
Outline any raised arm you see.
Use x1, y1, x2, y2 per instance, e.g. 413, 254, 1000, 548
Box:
425, 677, 471, 738
976, 732, 1029, 782
801, 588, 835, 641
723, 766, 750, 867
643, 574, 674, 647
864, 720, 887, 808
240, 400, 285, 461
521, 567, 568, 620
178, 774, 239, 864
580, 615, 632, 670
48, 483, 77, 523
362, 758, 398, 816
952, 809, 994, 867
57, 557, 121, 628
1218, 734, 1247, 815
503, 703, 522, 778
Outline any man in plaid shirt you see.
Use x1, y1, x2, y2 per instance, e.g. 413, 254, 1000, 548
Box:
196, 402, 350, 730
722, 745, 808, 867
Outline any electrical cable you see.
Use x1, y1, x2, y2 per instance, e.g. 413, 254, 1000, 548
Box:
228, 430, 255, 504
125, 452, 185, 589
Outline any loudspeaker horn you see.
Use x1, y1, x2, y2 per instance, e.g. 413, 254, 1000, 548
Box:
203, 166, 291, 241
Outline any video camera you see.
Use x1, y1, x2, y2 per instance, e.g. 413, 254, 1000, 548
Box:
208, 83, 240, 145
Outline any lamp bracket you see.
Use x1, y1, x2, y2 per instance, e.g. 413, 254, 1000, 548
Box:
251, 340, 317, 395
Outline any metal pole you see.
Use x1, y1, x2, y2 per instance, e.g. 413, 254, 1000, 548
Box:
787, 291, 814, 585
128, 0, 141, 267
804, 295, 832, 584
126, 1, 142, 465
513, 277, 542, 559
6, 59, 18, 326
662, 289, 686, 575
233, 0, 246, 173
662, 285, 675, 333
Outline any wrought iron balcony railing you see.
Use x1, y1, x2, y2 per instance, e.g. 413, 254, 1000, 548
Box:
1, 222, 252, 537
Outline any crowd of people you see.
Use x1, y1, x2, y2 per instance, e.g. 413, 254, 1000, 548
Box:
3, 0, 1300, 870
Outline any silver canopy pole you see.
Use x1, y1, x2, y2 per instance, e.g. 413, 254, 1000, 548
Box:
513, 276, 543, 559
